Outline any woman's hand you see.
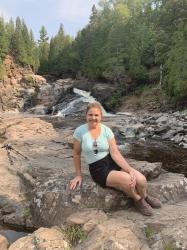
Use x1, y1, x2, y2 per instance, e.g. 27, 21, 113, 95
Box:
129, 170, 136, 189
69, 176, 82, 190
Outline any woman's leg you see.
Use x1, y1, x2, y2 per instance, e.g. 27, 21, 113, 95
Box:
128, 169, 147, 198
106, 169, 154, 216
106, 170, 141, 201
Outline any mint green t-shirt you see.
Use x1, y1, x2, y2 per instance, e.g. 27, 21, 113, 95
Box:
73, 123, 114, 164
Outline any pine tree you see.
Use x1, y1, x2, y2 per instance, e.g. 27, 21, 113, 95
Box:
6, 18, 15, 53
0, 17, 8, 60
38, 26, 49, 73
165, 23, 187, 98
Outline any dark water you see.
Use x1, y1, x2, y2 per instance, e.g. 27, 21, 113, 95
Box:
125, 139, 187, 177
0, 228, 28, 244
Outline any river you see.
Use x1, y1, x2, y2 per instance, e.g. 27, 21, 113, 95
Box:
125, 139, 187, 177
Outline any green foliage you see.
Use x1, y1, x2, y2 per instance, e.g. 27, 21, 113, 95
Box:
62, 225, 87, 246
163, 242, 175, 250
10, 17, 39, 70
0, 59, 6, 80
0, 17, 8, 60
46, 24, 73, 75
164, 23, 187, 98
47, 0, 156, 86
38, 26, 49, 73
0, 16, 39, 71
0, 0, 186, 104
107, 92, 122, 110
134, 84, 152, 95
154, 0, 187, 101
22, 207, 31, 219
144, 226, 154, 239
24, 75, 34, 83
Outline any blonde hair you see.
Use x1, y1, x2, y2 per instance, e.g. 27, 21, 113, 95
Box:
86, 102, 103, 115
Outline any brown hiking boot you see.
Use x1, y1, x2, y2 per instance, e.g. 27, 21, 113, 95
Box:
145, 195, 162, 208
134, 198, 153, 216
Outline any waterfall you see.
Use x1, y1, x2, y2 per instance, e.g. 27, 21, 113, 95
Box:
56, 88, 112, 117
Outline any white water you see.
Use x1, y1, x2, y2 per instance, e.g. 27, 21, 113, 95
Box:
57, 88, 114, 117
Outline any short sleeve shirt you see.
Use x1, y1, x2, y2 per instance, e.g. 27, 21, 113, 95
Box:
73, 123, 114, 164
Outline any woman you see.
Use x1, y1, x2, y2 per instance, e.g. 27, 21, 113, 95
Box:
69, 102, 161, 216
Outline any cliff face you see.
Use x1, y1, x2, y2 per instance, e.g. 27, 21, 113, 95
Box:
0, 56, 46, 112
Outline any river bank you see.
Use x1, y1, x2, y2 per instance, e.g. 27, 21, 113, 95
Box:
0, 111, 187, 249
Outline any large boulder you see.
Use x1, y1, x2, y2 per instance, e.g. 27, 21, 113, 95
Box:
8, 227, 69, 250
0, 234, 9, 250
74, 219, 141, 250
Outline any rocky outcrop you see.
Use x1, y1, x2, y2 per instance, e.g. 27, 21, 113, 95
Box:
73, 79, 117, 106
0, 56, 46, 112
28, 78, 74, 115
117, 111, 187, 148
29, 78, 118, 115
0, 114, 187, 249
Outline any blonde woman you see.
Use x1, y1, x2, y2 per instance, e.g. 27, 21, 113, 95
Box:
70, 102, 161, 216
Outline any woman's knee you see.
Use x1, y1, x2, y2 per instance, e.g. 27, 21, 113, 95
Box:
136, 173, 147, 187
118, 175, 133, 192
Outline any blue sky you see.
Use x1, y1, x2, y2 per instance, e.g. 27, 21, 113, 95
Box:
0, 0, 100, 40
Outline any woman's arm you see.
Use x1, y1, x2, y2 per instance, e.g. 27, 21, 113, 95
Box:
109, 137, 136, 188
109, 137, 133, 173
73, 139, 82, 176
69, 139, 82, 190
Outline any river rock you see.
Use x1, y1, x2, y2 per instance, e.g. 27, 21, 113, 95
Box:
36, 78, 73, 109
148, 172, 187, 204
112, 200, 187, 250
128, 159, 162, 180
66, 210, 108, 233
0, 234, 9, 250
74, 218, 141, 250
28, 105, 48, 115
8, 227, 69, 250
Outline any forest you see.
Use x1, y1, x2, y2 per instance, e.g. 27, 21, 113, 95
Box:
0, 0, 186, 102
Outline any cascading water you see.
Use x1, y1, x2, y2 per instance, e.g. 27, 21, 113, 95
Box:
56, 88, 110, 117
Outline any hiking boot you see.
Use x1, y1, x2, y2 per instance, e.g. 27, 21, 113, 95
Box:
145, 195, 162, 208
134, 198, 153, 216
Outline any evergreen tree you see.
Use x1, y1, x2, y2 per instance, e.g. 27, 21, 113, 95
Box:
48, 24, 66, 63
38, 25, 49, 73
11, 17, 27, 64
164, 23, 187, 98
0, 17, 8, 60
154, 0, 187, 99
27, 30, 39, 71
6, 18, 15, 53
47, 24, 73, 75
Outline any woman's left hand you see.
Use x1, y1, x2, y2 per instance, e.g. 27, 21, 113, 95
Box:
129, 170, 136, 189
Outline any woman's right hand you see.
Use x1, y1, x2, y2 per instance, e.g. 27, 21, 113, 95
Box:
69, 176, 82, 190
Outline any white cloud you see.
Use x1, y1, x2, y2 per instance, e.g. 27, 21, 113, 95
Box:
55, 0, 99, 21
0, 7, 11, 21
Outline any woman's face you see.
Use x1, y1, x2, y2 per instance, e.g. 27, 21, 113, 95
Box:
86, 107, 102, 128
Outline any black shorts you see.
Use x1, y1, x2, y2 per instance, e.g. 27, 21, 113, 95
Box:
89, 154, 121, 188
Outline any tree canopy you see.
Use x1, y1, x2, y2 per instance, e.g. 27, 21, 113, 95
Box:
0, 0, 186, 101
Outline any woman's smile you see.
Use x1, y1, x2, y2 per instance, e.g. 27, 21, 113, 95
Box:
86, 107, 102, 128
